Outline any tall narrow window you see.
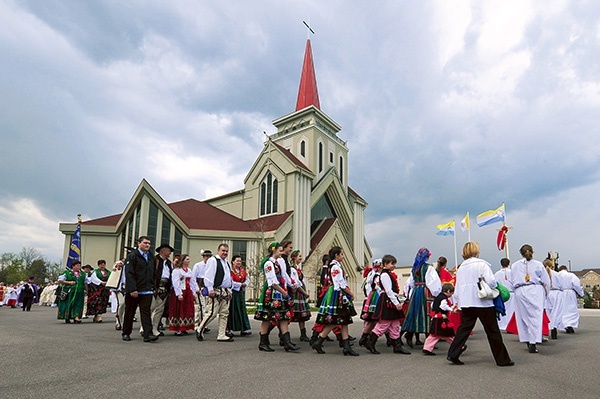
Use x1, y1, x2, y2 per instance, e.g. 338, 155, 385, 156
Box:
300, 140, 306, 157
318, 142, 323, 172
339, 156, 344, 184
147, 201, 158, 247
260, 171, 278, 216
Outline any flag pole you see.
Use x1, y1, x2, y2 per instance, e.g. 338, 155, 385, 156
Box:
453, 220, 458, 269
467, 211, 471, 242
503, 202, 509, 259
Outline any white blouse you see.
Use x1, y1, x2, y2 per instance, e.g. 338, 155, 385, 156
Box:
329, 260, 348, 290
454, 257, 497, 309
171, 267, 199, 297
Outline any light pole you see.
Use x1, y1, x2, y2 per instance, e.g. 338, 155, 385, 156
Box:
568, 259, 571, 271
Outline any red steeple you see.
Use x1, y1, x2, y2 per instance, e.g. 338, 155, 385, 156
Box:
295, 39, 321, 111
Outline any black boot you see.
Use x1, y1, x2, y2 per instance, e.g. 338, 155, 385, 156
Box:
392, 339, 411, 354
414, 333, 424, 346
358, 332, 369, 347
551, 328, 557, 340
282, 332, 300, 352
336, 333, 344, 348
312, 335, 326, 354
299, 328, 310, 342
343, 339, 360, 356
259, 333, 274, 352
364, 332, 380, 354
309, 330, 319, 346
385, 332, 393, 347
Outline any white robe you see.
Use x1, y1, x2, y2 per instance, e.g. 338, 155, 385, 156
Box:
494, 268, 515, 330
558, 270, 584, 329
509, 258, 550, 344
546, 270, 565, 330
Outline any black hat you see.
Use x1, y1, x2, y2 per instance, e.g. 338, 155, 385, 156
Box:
82, 264, 94, 270
156, 243, 175, 253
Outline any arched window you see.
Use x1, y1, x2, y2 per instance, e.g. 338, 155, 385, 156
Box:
300, 140, 306, 157
260, 171, 278, 216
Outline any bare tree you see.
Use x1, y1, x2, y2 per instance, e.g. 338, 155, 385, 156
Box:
246, 220, 270, 303
19, 247, 43, 269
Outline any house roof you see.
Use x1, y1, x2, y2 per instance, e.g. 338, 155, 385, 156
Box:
348, 186, 367, 203
295, 39, 320, 111
573, 268, 600, 278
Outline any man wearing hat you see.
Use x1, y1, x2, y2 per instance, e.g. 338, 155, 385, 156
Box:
19, 276, 38, 311
192, 249, 212, 331
149, 243, 174, 337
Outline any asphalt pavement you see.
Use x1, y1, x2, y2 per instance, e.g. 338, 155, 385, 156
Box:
1, 305, 598, 399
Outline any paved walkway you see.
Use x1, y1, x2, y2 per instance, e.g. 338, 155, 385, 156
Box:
1, 306, 598, 398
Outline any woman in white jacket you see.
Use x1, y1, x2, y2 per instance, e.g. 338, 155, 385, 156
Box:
446, 242, 513, 367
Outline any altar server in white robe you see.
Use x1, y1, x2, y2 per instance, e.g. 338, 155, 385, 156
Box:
544, 259, 564, 340
509, 244, 550, 354
557, 265, 584, 334
494, 258, 515, 331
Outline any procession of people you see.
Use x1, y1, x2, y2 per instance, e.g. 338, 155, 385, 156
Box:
1, 237, 586, 367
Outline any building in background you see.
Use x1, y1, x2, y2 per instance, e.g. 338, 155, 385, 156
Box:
59, 39, 372, 296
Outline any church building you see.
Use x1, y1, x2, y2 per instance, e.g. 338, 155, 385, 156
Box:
59, 39, 372, 293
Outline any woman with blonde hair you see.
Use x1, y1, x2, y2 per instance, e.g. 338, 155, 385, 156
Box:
446, 242, 513, 366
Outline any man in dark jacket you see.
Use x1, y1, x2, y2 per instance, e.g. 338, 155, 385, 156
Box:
122, 236, 158, 343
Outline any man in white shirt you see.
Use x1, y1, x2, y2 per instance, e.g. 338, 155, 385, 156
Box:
192, 249, 212, 331
196, 244, 239, 342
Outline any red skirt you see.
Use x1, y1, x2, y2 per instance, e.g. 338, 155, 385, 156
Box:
505, 309, 550, 336
168, 289, 195, 332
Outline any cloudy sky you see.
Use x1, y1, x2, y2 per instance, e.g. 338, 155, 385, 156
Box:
1, 1, 599, 271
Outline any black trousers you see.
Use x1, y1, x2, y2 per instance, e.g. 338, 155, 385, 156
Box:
22, 297, 34, 311
122, 293, 153, 337
447, 306, 512, 366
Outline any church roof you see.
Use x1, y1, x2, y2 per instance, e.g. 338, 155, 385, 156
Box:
168, 199, 251, 231
80, 197, 292, 233
81, 213, 121, 226
272, 142, 312, 173
295, 39, 320, 111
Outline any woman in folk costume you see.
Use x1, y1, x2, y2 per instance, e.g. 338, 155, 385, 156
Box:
57, 261, 89, 323
168, 254, 198, 336
254, 242, 298, 352
311, 246, 359, 356
402, 247, 442, 347
288, 250, 312, 342
227, 255, 252, 336
358, 259, 382, 347
86, 259, 111, 322
364, 254, 410, 355
508, 244, 551, 354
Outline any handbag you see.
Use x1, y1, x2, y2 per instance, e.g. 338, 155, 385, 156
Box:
58, 286, 69, 301
476, 264, 499, 299
477, 277, 499, 299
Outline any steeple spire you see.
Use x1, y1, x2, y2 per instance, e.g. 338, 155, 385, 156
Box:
295, 39, 320, 111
